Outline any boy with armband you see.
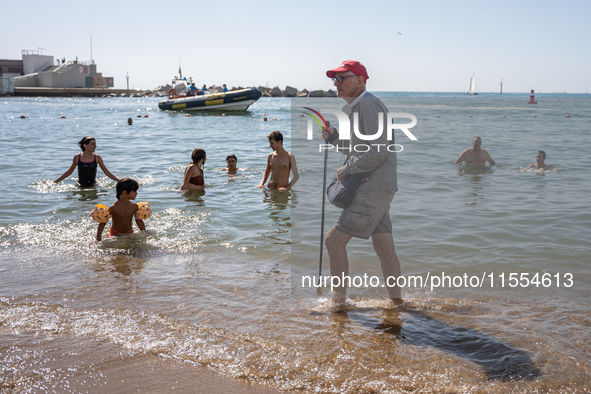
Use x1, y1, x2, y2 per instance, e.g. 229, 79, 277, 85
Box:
91, 178, 151, 241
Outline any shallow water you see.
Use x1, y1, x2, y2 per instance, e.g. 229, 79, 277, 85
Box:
1, 95, 590, 393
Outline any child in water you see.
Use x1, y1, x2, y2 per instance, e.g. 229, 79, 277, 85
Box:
181, 148, 206, 190
96, 178, 146, 241
51, 136, 119, 186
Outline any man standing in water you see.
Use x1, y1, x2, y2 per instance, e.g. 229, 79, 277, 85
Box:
255, 131, 299, 191
455, 136, 496, 167
321, 60, 402, 307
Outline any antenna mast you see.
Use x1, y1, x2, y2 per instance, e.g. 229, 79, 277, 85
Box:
90, 34, 94, 64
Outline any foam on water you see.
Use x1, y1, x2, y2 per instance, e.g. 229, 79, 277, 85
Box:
2, 294, 589, 392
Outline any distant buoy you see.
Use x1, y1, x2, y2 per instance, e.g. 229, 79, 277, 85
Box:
222, 113, 226, 116
20, 115, 25, 119
137, 114, 141, 117
527, 90, 537, 104
186, 114, 190, 117
435, 115, 439, 118
502, 115, 506, 117
300, 114, 304, 117
469, 115, 473, 117
566, 114, 570, 118
61, 115, 66, 118
263, 113, 267, 116
533, 114, 537, 117
144, 114, 148, 117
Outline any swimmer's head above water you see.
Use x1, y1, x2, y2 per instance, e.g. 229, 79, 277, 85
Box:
116, 178, 139, 200
524, 150, 553, 170
472, 136, 482, 151
191, 147, 207, 165
78, 136, 96, 152
267, 131, 283, 151
226, 154, 237, 170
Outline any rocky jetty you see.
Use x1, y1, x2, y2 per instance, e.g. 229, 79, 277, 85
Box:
106, 85, 337, 98
257, 85, 336, 98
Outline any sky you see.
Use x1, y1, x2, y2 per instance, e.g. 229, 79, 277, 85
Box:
2, 0, 590, 93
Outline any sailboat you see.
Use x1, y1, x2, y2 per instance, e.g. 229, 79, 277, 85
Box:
466, 72, 478, 95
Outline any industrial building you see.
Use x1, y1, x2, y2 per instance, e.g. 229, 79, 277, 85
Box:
0, 48, 114, 95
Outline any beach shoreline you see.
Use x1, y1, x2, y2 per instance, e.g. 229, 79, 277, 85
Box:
0, 331, 283, 393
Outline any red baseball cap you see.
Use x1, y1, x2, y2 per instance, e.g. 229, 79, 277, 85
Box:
326, 60, 369, 82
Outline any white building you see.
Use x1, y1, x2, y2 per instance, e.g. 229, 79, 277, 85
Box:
12, 49, 113, 89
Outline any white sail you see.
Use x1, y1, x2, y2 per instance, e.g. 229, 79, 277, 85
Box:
467, 72, 477, 95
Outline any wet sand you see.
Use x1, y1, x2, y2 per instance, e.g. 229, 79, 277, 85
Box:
0, 332, 282, 393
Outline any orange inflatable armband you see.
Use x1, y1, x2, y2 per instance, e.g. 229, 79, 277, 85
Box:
90, 204, 111, 223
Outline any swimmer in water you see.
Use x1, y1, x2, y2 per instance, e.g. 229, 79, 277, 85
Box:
96, 178, 146, 241
49, 136, 119, 186
455, 136, 496, 168
181, 147, 206, 190
222, 154, 245, 174
255, 131, 299, 191
527, 150, 553, 170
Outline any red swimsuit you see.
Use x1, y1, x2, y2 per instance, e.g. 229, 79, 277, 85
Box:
189, 170, 204, 186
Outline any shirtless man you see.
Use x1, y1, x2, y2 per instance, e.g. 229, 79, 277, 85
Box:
527, 150, 552, 170
255, 131, 299, 191
455, 136, 496, 167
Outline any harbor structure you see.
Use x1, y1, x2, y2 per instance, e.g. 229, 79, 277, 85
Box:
13, 49, 114, 89
0, 48, 115, 96
0, 59, 23, 78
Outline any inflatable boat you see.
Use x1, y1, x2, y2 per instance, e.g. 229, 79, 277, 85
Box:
158, 88, 262, 111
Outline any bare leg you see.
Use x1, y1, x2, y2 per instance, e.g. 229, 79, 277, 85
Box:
325, 227, 352, 304
371, 232, 402, 304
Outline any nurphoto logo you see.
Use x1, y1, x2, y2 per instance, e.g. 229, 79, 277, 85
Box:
302, 107, 418, 153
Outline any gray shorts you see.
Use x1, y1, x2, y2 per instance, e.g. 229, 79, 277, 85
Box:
334, 190, 395, 239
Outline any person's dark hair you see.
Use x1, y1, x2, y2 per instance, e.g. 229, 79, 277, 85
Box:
268, 131, 283, 143
116, 178, 139, 199
538, 150, 546, 158
226, 154, 237, 162
473, 136, 481, 141
78, 136, 95, 151
191, 147, 206, 164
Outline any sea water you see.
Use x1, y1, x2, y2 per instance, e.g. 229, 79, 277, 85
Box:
1, 94, 590, 392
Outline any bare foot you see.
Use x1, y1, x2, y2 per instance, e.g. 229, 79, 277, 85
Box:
308, 297, 350, 315
331, 297, 348, 311
385, 298, 404, 309
308, 307, 328, 315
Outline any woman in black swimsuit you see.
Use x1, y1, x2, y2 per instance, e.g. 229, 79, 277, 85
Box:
51, 136, 119, 186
